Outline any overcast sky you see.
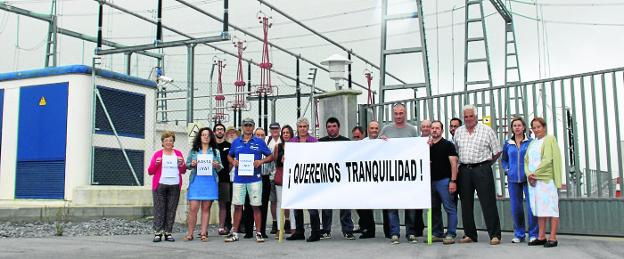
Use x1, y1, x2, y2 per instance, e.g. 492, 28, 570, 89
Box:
1, 0, 623, 111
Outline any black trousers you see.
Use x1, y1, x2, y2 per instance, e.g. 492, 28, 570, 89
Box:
259, 175, 272, 235
225, 183, 232, 230
356, 209, 375, 235
152, 184, 180, 233
241, 194, 254, 235
459, 163, 502, 240
293, 209, 321, 235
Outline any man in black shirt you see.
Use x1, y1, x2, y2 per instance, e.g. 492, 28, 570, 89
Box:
318, 117, 355, 240
214, 123, 233, 235
429, 120, 459, 245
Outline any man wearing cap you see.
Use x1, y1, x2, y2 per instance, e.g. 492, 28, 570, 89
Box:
225, 118, 274, 243
260, 122, 281, 237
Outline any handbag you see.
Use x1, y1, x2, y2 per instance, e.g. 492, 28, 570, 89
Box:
274, 167, 284, 186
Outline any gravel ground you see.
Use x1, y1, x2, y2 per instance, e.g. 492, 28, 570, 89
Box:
0, 218, 191, 238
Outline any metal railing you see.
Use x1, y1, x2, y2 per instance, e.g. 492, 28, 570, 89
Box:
361, 66, 624, 199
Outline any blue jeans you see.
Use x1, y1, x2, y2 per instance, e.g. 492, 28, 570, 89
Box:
387, 209, 418, 238
321, 209, 354, 234
431, 178, 458, 237
508, 181, 538, 239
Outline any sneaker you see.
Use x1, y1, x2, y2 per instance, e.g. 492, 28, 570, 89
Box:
459, 236, 474, 243
490, 237, 501, 245
321, 232, 333, 240
431, 236, 444, 243
256, 232, 265, 243
224, 233, 239, 242
528, 237, 537, 243
407, 235, 418, 243
443, 235, 456, 245
511, 237, 525, 243
391, 235, 400, 245
344, 233, 356, 240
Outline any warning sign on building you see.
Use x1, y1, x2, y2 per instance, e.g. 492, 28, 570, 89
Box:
39, 96, 47, 106
482, 116, 492, 127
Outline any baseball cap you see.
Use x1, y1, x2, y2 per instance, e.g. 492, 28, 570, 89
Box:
269, 122, 280, 129
242, 117, 255, 126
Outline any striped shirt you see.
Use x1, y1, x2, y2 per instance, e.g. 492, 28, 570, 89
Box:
453, 123, 502, 164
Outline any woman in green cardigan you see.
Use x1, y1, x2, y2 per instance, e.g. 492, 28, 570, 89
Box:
525, 117, 562, 248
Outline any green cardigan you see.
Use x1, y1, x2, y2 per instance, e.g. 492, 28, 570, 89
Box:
524, 135, 563, 188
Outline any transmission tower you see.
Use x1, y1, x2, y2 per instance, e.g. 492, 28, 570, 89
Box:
213, 58, 228, 124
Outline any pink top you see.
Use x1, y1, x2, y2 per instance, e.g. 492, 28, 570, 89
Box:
147, 149, 187, 191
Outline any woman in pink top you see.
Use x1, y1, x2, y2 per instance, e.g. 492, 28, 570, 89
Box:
147, 131, 187, 242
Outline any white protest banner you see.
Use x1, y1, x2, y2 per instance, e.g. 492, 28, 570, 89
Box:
238, 153, 255, 176
196, 153, 213, 176
281, 138, 431, 209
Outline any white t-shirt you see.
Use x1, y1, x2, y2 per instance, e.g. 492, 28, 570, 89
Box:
159, 154, 180, 185
528, 137, 545, 173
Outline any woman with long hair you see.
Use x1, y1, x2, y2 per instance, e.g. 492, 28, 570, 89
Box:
184, 127, 223, 241
274, 125, 294, 238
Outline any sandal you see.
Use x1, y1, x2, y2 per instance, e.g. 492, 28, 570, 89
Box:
218, 228, 228, 236
164, 233, 175, 242
183, 234, 194, 241
200, 233, 208, 242
153, 233, 163, 242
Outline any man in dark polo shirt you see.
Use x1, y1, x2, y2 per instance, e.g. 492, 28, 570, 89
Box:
429, 120, 459, 245
318, 117, 355, 240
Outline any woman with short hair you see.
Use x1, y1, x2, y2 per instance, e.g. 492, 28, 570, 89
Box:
184, 127, 223, 241
525, 117, 562, 248
148, 131, 187, 242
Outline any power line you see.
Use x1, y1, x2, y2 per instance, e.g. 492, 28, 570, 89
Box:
511, 0, 624, 7
512, 11, 624, 27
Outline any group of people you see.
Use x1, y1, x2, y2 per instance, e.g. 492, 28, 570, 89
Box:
147, 103, 562, 248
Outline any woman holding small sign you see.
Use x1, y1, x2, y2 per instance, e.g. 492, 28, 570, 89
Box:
184, 127, 223, 242
148, 131, 187, 242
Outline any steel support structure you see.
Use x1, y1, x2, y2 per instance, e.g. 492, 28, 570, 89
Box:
0, 2, 163, 64
257, 0, 408, 88
378, 0, 432, 123
172, 0, 371, 92
186, 44, 196, 123
45, 0, 58, 67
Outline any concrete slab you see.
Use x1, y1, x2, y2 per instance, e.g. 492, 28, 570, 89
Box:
0, 229, 621, 259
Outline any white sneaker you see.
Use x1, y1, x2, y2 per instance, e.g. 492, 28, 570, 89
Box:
391, 235, 400, 245
511, 237, 524, 243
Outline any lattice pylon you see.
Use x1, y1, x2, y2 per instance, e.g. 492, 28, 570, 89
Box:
257, 14, 274, 95
213, 58, 227, 123
364, 69, 374, 105
233, 40, 247, 110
